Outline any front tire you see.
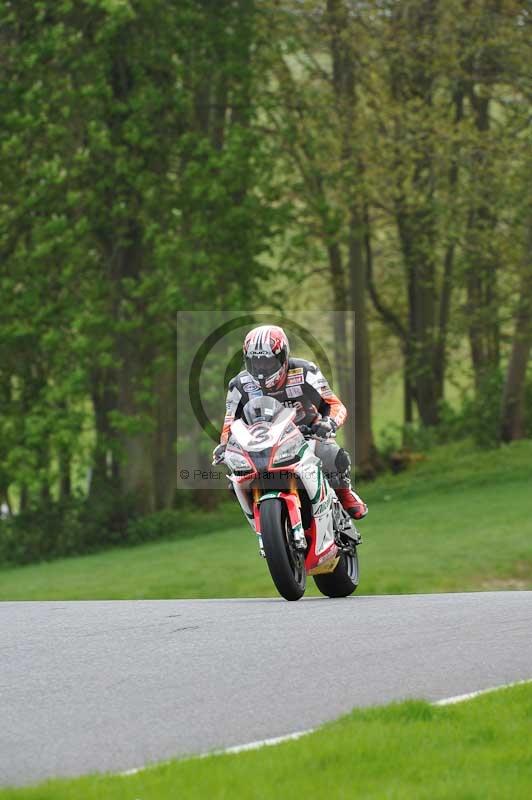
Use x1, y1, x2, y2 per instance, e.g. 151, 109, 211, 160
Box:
313, 548, 359, 598
260, 499, 306, 601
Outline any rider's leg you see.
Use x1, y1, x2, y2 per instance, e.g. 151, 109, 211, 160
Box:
314, 440, 368, 520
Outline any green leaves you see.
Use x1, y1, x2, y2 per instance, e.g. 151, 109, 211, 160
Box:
0, 0, 276, 515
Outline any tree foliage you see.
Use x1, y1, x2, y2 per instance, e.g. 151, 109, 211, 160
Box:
1, 0, 275, 519
0, 0, 530, 559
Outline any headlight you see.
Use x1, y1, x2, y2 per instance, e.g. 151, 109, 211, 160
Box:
225, 450, 253, 472
272, 438, 302, 466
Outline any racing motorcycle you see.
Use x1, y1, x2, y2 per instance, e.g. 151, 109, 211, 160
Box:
221, 395, 361, 601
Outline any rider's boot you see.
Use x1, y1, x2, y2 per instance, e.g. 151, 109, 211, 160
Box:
335, 485, 368, 521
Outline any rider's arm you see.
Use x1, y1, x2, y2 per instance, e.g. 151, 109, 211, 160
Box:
305, 366, 347, 429
220, 379, 244, 444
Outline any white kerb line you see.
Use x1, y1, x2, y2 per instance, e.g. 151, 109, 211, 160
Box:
120, 678, 532, 777
119, 729, 316, 776
433, 678, 532, 706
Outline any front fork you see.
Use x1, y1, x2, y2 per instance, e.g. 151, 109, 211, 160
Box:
252, 482, 306, 556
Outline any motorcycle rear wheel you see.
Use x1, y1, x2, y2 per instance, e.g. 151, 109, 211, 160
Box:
260, 498, 306, 601
313, 548, 359, 598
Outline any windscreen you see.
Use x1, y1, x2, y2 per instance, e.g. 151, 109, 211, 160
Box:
242, 396, 285, 426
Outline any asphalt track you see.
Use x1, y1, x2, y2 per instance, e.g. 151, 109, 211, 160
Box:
1, 591, 531, 787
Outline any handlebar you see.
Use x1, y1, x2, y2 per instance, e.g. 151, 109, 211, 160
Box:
299, 424, 336, 440
298, 425, 313, 437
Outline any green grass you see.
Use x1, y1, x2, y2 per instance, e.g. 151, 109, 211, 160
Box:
1, 439, 531, 600
3, 683, 531, 799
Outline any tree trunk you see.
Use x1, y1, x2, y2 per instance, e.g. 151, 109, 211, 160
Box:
115, 326, 157, 515
57, 400, 72, 502
396, 205, 440, 427
348, 210, 377, 475
501, 220, 532, 442
327, 242, 350, 394
58, 449, 71, 503
465, 90, 500, 391
19, 484, 29, 513
434, 88, 463, 401
388, 1, 447, 427
327, 0, 376, 471
404, 369, 414, 427
326, 242, 353, 451
153, 357, 178, 510
90, 368, 118, 498
97, 48, 157, 516
313, 221, 354, 452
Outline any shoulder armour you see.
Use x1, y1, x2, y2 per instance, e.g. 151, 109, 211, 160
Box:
288, 357, 317, 374
229, 373, 247, 391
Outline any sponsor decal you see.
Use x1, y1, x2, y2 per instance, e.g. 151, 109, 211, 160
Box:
287, 367, 303, 375
242, 381, 259, 393
285, 385, 303, 398
287, 374, 304, 386
313, 494, 331, 516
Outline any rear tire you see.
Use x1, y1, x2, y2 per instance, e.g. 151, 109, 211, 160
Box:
260, 499, 306, 601
313, 548, 359, 598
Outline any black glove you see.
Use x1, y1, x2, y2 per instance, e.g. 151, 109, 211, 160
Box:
212, 443, 226, 465
311, 418, 337, 438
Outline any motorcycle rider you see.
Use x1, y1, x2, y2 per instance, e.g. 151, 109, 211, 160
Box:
213, 325, 368, 521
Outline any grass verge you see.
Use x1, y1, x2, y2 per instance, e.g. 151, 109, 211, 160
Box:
0, 439, 531, 600
2, 682, 531, 799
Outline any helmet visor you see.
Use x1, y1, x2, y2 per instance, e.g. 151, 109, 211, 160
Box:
245, 354, 283, 382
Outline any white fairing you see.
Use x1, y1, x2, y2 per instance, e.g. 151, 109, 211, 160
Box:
230, 407, 296, 452
295, 440, 336, 555
233, 480, 255, 531
226, 402, 336, 556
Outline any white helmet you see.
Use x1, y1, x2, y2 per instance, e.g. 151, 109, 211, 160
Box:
243, 325, 290, 390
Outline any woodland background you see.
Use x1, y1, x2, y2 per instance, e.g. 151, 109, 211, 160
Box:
1, 0, 530, 563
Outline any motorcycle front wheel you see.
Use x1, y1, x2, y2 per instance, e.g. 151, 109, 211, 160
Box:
313, 548, 359, 598
260, 498, 306, 601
